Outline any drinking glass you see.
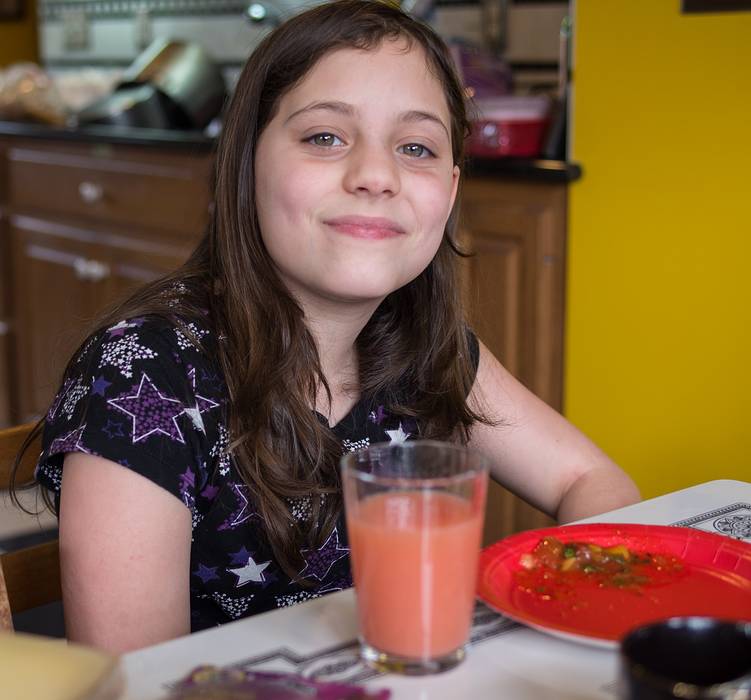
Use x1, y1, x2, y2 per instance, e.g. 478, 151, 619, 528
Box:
341, 440, 488, 675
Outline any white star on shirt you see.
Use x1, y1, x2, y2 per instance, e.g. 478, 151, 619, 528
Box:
183, 405, 205, 433
228, 556, 271, 587
386, 422, 410, 443
108, 320, 132, 333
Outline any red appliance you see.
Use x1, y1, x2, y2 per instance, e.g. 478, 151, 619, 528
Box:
467, 96, 551, 158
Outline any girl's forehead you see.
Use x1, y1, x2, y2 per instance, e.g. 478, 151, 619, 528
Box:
278, 40, 451, 121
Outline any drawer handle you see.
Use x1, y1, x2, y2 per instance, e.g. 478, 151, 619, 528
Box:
74, 257, 111, 282
78, 181, 104, 204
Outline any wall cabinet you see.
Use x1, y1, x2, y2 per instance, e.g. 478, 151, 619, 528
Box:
0, 132, 569, 540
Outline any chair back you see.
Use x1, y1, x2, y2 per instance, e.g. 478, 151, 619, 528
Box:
0, 423, 60, 632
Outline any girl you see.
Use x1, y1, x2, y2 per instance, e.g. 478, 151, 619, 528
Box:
18, 0, 639, 653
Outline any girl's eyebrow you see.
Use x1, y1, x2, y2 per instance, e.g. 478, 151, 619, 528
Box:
284, 100, 450, 139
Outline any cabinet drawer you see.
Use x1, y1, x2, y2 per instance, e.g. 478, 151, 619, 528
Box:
7, 143, 212, 236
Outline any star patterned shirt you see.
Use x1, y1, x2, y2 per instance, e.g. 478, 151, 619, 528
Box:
36, 314, 480, 632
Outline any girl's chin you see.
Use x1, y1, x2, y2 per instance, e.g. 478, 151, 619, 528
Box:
309, 278, 413, 306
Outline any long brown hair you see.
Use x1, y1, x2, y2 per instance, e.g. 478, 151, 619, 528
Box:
14, 0, 488, 580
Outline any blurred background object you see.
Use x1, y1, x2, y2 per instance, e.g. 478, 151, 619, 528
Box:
466, 95, 550, 159
0, 63, 68, 125
76, 39, 226, 129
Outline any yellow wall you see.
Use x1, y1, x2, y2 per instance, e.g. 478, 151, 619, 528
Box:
566, 1, 751, 498
0, 0, 38, 66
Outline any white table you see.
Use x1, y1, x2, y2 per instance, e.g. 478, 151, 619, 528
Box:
123, 479, 751, 700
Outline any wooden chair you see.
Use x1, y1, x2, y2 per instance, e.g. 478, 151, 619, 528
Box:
0, 423, 60, 631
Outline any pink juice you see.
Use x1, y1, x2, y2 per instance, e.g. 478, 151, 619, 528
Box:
346, 490, 484, 659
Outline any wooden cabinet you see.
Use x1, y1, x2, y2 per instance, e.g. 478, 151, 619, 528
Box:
0, 137, 212, 422
459, 177, 567, 541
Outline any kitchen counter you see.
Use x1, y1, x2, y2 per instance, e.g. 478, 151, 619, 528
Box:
0, 121, 582, 183
0, 120, 215, 151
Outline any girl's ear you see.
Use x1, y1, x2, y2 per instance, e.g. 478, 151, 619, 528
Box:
449, 164, 461, 212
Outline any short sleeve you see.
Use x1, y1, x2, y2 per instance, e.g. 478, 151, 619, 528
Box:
36, 316, 223, 513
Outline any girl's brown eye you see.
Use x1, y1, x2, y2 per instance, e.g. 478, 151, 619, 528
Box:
308, 133, 342, 147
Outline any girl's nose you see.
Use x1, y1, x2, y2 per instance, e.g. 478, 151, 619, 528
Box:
342, 140, 401, 197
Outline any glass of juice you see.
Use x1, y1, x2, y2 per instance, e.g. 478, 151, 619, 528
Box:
341, 440, 488, 675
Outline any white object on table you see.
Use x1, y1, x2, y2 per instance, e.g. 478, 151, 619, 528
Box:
122, 479, 751, 700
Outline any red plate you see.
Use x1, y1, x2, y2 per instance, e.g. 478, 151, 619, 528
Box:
477, 523, 751, 648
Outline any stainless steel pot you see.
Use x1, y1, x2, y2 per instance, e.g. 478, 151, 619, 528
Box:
119, 39, 227, 130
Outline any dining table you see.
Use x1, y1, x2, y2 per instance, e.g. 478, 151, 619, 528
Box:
122, 478, 751, 700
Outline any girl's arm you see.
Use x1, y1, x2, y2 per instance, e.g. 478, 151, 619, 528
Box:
59, 453, 192, 653
467, 341, 640, 523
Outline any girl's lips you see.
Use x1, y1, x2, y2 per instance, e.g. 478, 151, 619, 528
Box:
324, 216, 405, 240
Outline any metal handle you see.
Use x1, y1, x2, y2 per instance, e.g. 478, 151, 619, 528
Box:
78, 181, 104, 204
73, 257, 110, 281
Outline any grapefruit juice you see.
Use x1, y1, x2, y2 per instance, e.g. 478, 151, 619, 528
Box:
347, 490, 484, 660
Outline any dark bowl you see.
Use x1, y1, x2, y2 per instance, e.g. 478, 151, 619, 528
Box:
619, 617, 751, 699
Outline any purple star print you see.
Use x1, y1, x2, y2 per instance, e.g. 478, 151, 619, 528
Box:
48, 378, 73, 420
229, 546, 253, 566
102, 419, 126, 439
298, 527, 350, 581
178, 467, 195, 500
91, 375, 112, 396
108, 372, 186, 444
218, 483, 257, 530
200, 484, 220, 501
368, 405, 387, 425
194, 564, 220, 584
106, 321, 132, 338
188, 368, 220, 414
49, 426, 89, 455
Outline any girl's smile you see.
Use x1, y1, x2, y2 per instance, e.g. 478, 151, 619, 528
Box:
254, 39, 460, 307
323, 215, 406, 240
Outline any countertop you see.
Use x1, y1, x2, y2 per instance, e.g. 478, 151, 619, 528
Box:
0, 120, 582, 183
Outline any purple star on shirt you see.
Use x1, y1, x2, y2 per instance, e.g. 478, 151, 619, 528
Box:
194, 564, 220, 584
368, 405, 387, 425
298, 527, 350, 581
108, 372, 185, 444
49, 425, 89, 455
91, 375, 112, 396
201, 484, 220, 501
102, 419, 126, 439
106, 320, 132, 338
229, 546, 253, 566
178, 467, 195, 500
218, 483, 256, 530
187, 368, 220, 414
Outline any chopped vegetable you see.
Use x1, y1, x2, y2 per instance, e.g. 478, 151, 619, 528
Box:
514, 536, 684, 599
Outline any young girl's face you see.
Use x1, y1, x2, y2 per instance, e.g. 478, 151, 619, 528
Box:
255, 39, 460, 310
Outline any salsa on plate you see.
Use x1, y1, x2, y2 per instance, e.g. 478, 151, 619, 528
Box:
515, 536, 685, 600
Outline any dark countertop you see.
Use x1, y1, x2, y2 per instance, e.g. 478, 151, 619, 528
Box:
0, 120, 581, 182
0, 120, 215, 150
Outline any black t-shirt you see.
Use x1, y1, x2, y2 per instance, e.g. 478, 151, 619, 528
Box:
37, 314, 479, 631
